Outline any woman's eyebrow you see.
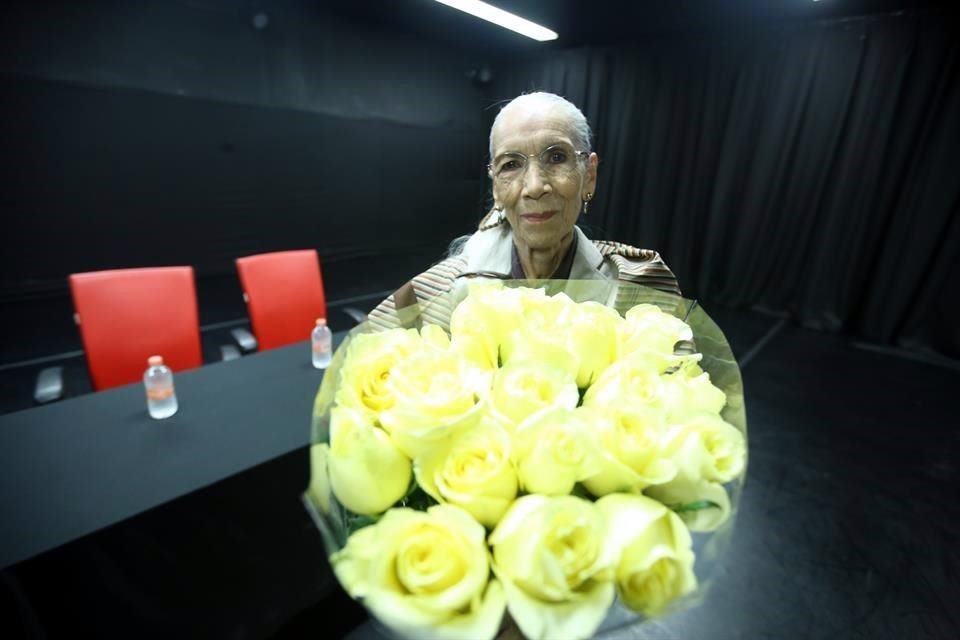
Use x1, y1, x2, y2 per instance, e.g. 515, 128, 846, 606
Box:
494, 141, 569, 158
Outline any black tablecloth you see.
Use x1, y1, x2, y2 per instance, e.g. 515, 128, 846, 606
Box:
0, 336, 367, 638
0, 339, 339, 569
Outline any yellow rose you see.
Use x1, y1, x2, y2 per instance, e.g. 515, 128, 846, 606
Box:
563, 300, 623, 388
658, 371, 727, 422
619, 304, 693, 358
645, 477, 732, 532
334, 328, 423, 420
420, 323, 452, 351
581, 357, 668, 413
380, 349, 488, 458
327, 406, 412, 516
489, 495, 616, 640
415, 420, 518, 528
504, 298, 621, 389
662, 412, 746, 484
450, 281, 541, 370
488, 360, 579, 429
504, 290, 575, 365
580, 407, 677, 497
333, 505, 506, 640
502, 333, 581, 383
596, 493, 697, 617
447, 331, 486, 372
512, 407, 603, 496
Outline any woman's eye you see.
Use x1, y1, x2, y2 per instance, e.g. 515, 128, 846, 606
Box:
500, 160, 520, 172
548, 151, 568, 164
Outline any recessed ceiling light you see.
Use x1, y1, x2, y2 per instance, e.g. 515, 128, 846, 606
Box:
432, 0, 558, 42
252, 12, 269, 30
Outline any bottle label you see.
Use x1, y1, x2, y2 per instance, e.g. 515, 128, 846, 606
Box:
147, 386, 174, 401
313, 342, 331, 354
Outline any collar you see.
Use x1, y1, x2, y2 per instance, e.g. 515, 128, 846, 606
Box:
569, 226, 605, 279
461, 224, 605, 280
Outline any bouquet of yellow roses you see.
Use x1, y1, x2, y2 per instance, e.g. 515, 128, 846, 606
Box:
304, 279, 747, 640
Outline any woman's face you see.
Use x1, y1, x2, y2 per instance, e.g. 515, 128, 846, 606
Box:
489, 106, 598, 252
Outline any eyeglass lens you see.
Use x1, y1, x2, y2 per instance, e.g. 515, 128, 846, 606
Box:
493, 144, 581, 180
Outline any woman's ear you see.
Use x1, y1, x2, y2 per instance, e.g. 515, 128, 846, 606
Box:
490, 182, 504, 211
586, 152, 599, 193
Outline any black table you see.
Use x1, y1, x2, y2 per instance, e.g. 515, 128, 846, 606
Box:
0, 335, 373, 640
0, 337, 345, 570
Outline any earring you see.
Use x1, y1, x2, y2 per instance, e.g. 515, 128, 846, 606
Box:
582, 192, 594, 215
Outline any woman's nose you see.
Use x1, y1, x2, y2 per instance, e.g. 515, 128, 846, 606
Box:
521, 162, 550, 197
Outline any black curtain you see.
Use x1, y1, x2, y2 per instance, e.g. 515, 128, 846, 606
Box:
494, 10, 960, 359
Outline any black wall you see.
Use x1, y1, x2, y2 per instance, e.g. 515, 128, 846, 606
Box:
0, 0, 494, 302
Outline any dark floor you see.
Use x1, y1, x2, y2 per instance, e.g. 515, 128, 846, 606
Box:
624, 322, 960, 640
1, 270, 958, 639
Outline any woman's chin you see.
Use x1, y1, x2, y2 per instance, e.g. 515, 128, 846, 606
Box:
514, 228, 573, 252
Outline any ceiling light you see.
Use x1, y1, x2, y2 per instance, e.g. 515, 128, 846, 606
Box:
251, 12, 269, 30
432, 0, 558, 42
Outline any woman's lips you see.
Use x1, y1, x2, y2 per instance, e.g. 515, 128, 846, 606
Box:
520, 211, 557, 223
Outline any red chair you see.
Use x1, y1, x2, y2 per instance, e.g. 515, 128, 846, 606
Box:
235, 249, 327, 351
69, 267, 203, 391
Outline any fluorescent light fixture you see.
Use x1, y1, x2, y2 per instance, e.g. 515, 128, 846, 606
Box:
432, 0, 558, 41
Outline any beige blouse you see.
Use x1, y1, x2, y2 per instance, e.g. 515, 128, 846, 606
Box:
369, 224, 682, 330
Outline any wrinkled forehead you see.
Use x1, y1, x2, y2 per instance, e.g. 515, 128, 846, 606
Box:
491, 105, 577, 157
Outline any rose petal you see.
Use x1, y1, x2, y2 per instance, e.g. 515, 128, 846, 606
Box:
496, 570, 614, 640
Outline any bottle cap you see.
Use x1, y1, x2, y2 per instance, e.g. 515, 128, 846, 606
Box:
316, 318, 326, 326
148, 355, 163, 366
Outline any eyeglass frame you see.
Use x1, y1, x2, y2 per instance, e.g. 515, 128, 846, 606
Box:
487, 143, 590, 183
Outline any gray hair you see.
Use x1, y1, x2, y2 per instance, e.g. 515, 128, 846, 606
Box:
489, 92, 593, 159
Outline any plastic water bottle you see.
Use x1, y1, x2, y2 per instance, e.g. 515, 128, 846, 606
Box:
144, 355, 178, 419
311, 318, 332, 369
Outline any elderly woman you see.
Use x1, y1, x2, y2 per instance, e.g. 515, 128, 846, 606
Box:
369, 92, 680, 328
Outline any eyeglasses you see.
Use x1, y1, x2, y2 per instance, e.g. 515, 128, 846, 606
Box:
488, 143, 589, 184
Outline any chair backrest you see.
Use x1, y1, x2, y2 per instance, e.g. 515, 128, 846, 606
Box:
69, 267, 203, 391
235, 249, 327, 351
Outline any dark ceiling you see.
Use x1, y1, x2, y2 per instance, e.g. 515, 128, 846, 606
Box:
323, 0, 948, 51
